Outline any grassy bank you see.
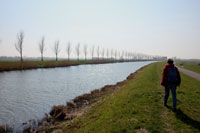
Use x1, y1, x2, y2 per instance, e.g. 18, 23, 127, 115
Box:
176, 61, 200, 73
47, 62, 200, 133
0, 59, 148, 72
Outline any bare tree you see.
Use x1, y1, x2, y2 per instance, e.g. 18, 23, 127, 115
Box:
15, 31, 24, 62
110, 49, 113, 59
39, 36, 45, 61
54, 40, 60, 61
66, 42, 71, 61
114, 50, 117, 60
83, 44, 87, 60
106, 48, 109, 59
125, 52, 128, 60
120, 51, 123, 60
75, 43, 80, 60
91, 45, 95, 60
97, 46, 100, 60
101, 48, 105, 59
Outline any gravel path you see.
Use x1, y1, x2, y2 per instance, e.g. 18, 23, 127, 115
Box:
177, 66, 200, 81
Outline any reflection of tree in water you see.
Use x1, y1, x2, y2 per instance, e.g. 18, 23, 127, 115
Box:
175, 109, 200, 131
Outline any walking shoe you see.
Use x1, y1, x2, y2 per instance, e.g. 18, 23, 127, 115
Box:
164, 103, 169, 108
172, 108, 176, 112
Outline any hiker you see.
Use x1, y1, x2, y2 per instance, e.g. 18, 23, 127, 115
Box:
161, 58, 181, 111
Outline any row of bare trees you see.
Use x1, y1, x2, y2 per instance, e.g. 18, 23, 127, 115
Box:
14, 31, 165, 62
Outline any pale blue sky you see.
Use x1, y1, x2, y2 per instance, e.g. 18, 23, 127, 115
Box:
0, 0, 200, 59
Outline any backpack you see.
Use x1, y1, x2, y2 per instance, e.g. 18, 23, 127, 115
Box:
167, 67, 177, 83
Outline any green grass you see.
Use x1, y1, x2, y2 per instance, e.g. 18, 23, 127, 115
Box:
176, 61, 200, 73
54, 62, 200, 133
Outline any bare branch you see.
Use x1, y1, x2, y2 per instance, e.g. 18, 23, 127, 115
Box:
121, 51, 124, 60
83, 44, 87, 60
106, 48, 109, 59
114, 50, 117, 60
96, 46, 100, 60
39, 36, 45, 61
75, 43, 80, 60
91, 45, 95, 60
66, 42, 71, 60
118, 51, 121, 60
110, 49, 113, 59
101, 48, 105, 59
15, 31, 24, 62
54, 40, 60, 61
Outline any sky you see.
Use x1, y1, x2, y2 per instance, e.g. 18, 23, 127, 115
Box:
0, 0, 200, 59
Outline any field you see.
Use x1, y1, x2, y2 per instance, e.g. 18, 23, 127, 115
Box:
49, 62, 200, 132
176, 61, 200, 73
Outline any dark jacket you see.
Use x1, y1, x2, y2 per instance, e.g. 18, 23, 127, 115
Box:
161, 64, 181, 86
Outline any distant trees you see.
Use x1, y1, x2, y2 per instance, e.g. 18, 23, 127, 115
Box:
15, 31, 24, 62
118, 51, 121, 60
66, 42, 71, 60
83, 44, 87, 60
110, 49, 113, 59
114, 50, 117, 60
121, 51, 124, 60
54, 40, 60, 61
91, 45, 95, 60
2, 32, 165, 61
106, 48, 109, 59
96, 46, 100, 60
101, 48, 105, 59
75, 43, 80, 60
39, 36, 45, 61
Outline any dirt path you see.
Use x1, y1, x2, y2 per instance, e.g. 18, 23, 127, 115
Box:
177, 66, 200, 81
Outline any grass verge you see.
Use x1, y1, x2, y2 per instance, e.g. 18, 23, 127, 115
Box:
176, 61, 200, 73
49, 62, 200, 133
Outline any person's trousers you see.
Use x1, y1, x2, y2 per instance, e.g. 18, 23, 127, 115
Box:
164, 85, 177, 109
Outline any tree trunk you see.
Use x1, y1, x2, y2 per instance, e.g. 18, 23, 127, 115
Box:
41, 53, 43, 61
21, 55, 23, 62
20, 52, 23, 62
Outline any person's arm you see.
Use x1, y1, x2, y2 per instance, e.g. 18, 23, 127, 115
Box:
161, 66, 167, 86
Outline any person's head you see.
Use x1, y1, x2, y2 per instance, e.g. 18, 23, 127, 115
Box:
167, 58, 174, 64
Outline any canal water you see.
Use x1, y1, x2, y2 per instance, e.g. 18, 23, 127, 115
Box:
0, 61, 153, 130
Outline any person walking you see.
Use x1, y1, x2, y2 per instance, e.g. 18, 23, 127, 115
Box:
161, 58, 181, 112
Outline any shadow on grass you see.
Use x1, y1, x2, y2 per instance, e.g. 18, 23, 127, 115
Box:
175, 109, 200, 131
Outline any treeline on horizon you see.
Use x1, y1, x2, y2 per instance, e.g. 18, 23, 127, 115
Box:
1, 31, 167, 62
